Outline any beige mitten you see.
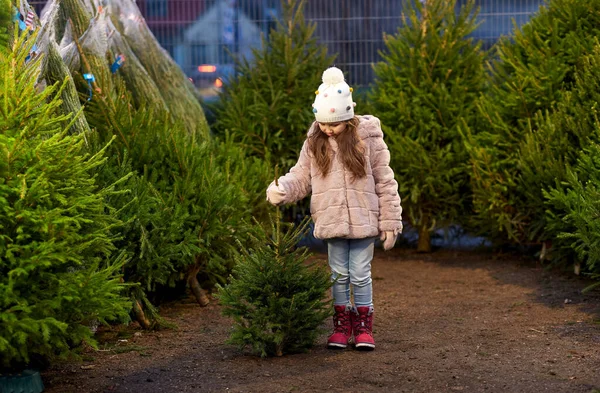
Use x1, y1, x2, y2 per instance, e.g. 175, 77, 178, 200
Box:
266, 182, 287, 206
380, 230, 397, 251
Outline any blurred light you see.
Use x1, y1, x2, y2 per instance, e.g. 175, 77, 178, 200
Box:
198, 64, 217, 73
188, 77, 193, 82
215, 78, 223, 88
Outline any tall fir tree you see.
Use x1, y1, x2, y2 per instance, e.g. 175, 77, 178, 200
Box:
0, 31, 130, 371
462, 0, 600, 246
370, 0, 486, 252
211, 0, 335, 169
538, 44, 600, 281
217, 216, 331, 357
519, 45, 600, 253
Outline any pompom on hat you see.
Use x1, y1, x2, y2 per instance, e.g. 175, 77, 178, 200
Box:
312, 67, 356, 123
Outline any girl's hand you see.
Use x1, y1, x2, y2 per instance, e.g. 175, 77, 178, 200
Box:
380, 231, 397, 251
266, 182, 287, 206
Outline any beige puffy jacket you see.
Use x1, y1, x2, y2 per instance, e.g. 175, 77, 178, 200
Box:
271, 115, 403, 240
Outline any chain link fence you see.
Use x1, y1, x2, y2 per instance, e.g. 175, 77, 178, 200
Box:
29, 0, 543, 89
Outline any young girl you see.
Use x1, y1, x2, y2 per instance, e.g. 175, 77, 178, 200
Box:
266, 67, 403, 350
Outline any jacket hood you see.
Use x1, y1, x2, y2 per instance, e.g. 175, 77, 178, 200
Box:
356, 115, 383, 139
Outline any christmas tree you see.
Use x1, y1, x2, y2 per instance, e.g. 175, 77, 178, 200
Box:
107, 0, 209, 137
539, 44, 600, 281
82, 69, 271, 326
35, 0, 208, 137
462, 0, 600, 245
42, 41, 91, 135
212, 0, 335, 169
544, 141, 600, 291
217, 216, 331, 357
0, 31, 130, 371
519, 45, 600, 254
545, 143, 600, 289
370, 0, 486, 252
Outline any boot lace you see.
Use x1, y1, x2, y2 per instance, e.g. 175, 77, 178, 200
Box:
333, 310, 351, 334
354, 312, 371, 335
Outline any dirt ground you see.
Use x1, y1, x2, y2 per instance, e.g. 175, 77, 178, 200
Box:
42, 249, 600, 393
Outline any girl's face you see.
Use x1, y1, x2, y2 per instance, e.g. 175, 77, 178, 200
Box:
318, 121, 347, 137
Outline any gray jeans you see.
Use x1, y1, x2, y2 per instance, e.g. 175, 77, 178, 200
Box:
327, 237, 376, 307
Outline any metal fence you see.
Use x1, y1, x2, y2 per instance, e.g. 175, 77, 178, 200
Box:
29, 0, 544, 87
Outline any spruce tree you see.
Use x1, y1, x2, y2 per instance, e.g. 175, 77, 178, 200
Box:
462, 0, 600, 245
82, 69, 271, 325
42, 41, 91, 135
518, 45, 600, 250
107, 0, 210, 137
370, 0, 486, 252
544, 143, 600, 291
217, 216, 331, 357
212, 0, 335, 169
537, 44, 600, 279
0, 31, 130, 371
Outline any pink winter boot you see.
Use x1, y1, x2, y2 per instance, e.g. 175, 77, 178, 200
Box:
353, 306, 375, 350
327, 305, 353, 349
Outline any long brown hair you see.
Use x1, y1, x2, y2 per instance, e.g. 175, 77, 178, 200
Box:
307, 116, 366, 179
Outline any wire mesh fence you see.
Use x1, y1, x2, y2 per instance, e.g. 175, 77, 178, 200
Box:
29, 0, 544, 88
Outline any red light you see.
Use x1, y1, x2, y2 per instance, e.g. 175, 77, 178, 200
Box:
198, 64, 217, 73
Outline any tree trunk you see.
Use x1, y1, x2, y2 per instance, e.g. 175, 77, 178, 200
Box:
540, 240, 552, 262
187, 265, 210, 306
132, 299, 152, 329
417, 224, 431, 253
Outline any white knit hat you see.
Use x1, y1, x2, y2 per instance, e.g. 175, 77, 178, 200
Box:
312, 67, 356, 123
